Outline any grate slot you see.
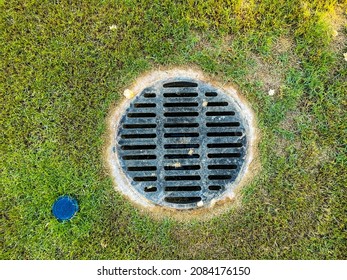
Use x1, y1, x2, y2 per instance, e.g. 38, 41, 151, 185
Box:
208, 164, 237, 169
164, 154, 199, 159
144, 186, 157, 192
206, 122, 240, 127
122, 117, 157, 124
165, 186, 201, 192
164, 112, 198, 117
206, 111, 235, 116
164, 123, 199, 128
164, 165, 200, 170
205, 92, 218, 97
207, 153, 241, 158
121, 145, 156, 150
163, 81, 198, 88
127, 166, 157, 171
164, 102, 198, 107
164, 144, 199, 149
207, 143, 243, 148
164, 92, 198, 98
164, 132, 199, 138
118, 139, 157, 146
143, 92, 156, 98
121, 133, 156, 139
207, 132, 242, 137
207, 102, 228, 107
127, 113, 156, 118
208, 185, 223, 191
165, 175, 201, 181
133, 176, 157, 182
208, 175, 232, 180
134, 103, 156, 108
123, 123, 157, 129
122, 155, 156, 160
164, 197, 201, 204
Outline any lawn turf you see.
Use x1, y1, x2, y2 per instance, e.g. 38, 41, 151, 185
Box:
1, 0, 346, 259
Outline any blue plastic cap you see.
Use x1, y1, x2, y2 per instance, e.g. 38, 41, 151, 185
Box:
52, 196, 78, 221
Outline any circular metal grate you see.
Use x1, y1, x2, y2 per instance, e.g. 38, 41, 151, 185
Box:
114, 77, 248, 210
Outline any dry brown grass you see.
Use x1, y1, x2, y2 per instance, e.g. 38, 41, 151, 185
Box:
326, 5, 347, 52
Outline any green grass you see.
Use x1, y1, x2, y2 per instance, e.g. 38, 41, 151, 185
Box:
1, 0, 346, 259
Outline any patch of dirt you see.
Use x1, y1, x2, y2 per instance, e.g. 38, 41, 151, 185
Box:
304, 143, 336, 176
275, 110, 302, 157
273, 36, 294, 54
170, 227, 229, 258
325, 5, 347, 53
246, 55, 284, 93
193, 33, 234, 55
246, 36, 299, 94
191, 33, 212, 53
280, 110, 300, 131
275, 109, 336, 170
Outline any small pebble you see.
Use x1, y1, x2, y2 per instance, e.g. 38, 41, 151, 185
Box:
124, 89, 136, 99
197, 201, 204, 207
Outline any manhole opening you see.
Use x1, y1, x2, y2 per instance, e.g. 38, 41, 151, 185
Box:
109, 72, 254, 211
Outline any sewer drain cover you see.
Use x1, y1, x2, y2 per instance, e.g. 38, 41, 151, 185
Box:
113, 77, 249, 210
